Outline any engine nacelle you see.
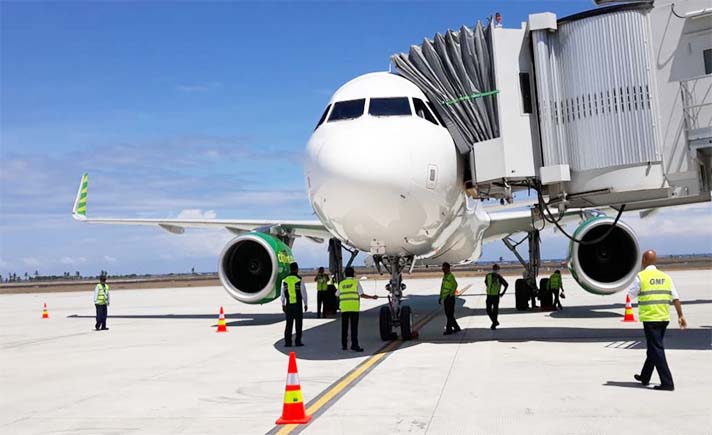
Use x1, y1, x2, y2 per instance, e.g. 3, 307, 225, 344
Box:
218, 232, 294, 304
568, 216, 641, 295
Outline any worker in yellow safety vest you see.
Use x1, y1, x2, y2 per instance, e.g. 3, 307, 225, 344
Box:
281, 262, 308, 347
315, 267, 329, 318
629, 250, 687, 391
337, 266, 377, 352
93, 274, 110, 331
484, 264, 508, 330
549, 270, 564, 310
438, 262, 461, 335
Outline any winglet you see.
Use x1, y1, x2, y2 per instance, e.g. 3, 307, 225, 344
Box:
72, 173, 89, 220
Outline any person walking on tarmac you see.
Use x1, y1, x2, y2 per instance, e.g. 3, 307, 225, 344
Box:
439, 262, 461, 335
94, 274, 110, 331
485, 264, 509, 330
281, 262, 308, 347
315, 267, 329, 318
337, 266, 377, 352
629, 250, 687, 391
549, 270, 564, 310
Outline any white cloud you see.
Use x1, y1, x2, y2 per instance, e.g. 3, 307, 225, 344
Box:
103, 255, 117, 263
59, 256, 87, 265
22, 257, 40, 267
0, 257, 9, 268
176, 209, 217, 219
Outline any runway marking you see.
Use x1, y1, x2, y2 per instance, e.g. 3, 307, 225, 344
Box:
269, 284, 473, 435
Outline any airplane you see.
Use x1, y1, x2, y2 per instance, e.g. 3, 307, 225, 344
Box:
72, 71, 643, 341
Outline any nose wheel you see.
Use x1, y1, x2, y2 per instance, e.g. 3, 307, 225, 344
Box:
375, 255, 414, 341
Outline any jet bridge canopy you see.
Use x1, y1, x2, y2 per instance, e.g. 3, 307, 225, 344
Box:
392, 1, 712, 212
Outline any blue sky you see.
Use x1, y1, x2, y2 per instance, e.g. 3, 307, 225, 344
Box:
1, 1, 710, 277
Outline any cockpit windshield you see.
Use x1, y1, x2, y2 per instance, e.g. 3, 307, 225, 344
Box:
368, 97, 411, 117
328, 99, 365, 122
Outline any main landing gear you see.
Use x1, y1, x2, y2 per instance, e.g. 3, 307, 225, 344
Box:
503, 229, 541, 311
373, 255, 414, 341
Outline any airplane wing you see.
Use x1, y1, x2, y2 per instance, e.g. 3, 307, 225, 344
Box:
71, 173, 331, 241
482, 205, 615, 242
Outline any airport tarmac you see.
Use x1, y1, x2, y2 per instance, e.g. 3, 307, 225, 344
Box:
1, 270, 710, 435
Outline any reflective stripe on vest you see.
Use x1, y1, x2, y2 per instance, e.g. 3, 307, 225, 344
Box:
637, 269, 673, 322
316, 274, 328, 291
549, 273, 562, 290
339, 278, 360, 312
486, 273, 501, 296
283, 276, 301, 305
96, 284, 109, 305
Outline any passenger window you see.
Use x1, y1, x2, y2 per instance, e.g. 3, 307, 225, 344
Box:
328, 99, 365, 122
413, 98, 438, 125
368, 97, 411, 117
314, 104, 331, 130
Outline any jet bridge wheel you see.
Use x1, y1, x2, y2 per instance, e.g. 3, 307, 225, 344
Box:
400, 305, 413, 340
379, 306, 394, 341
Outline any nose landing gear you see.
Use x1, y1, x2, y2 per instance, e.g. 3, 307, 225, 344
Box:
374, 255, 414, 341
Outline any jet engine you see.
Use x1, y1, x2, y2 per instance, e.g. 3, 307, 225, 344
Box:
568, 216, 641, 295
218, 232, 295, 304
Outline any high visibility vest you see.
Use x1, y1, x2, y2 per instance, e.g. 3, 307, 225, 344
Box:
282, 275, 302, 306
486, 273, 501, 296
549, 273, 562, 290
316, 274, 328, 292
440, 272, 457, 298
96, 283, 109, 305
637, 269, 673, 322
339, 278, 360, 312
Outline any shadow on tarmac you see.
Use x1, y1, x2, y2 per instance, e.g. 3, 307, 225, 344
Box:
549, 299, 712, 319
67, 312, 285, 327
603, 381, 648, 389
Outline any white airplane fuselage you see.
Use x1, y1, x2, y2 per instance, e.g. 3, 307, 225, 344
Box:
305, 72, 489, 264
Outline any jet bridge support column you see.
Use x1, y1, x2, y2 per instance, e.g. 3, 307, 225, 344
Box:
503, 230, 541, 309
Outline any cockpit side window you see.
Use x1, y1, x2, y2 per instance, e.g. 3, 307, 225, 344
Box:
315, 104, 331, 130
368, 97, 411, 117
328, 99, 365, 122
426, 101, 446, 127
413, 98, 438, 125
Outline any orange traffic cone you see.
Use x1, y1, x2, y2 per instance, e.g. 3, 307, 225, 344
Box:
622, 294, 636, 322
42, 303, 49, 319
216, 306, 228, 332
275, 352, 311, 425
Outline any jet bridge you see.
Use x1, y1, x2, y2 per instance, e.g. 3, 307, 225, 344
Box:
392, 0, 712, 212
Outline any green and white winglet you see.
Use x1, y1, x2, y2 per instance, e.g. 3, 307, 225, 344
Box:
70, 173, 331, 241
72, 173, 89, 220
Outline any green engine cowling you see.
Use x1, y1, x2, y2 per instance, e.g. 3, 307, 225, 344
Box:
568, 215, 641, 295
218, 232, 295, 304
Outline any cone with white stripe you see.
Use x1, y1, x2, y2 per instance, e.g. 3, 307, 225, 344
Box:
42, 303, 49, 319
622, 294, 636, 322
275, 351, 311, 425
216, 306, 228, 332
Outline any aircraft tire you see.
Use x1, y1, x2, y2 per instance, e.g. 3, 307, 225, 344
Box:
379, 306, 392, 341
400, 305, 413, 340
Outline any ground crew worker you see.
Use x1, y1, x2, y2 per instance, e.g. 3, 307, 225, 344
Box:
315, 267, 329, 318
94, 274, 110, 330
438, 262, 461, 335
549, 270, 564, 310
281, 262, 308, 347
485, 264, 509, 330
337, 266, 377, 352
629, 250, 686, 391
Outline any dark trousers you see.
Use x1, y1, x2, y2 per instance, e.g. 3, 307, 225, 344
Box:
641, 321, 674, 387
443, 296, 460, 332
341, 312, 360, 349
284, 306, 303, 345
95, 304, 108, 329
553, 289, 562, 309
317, 291, 327, 318
486, 295, 500, 325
